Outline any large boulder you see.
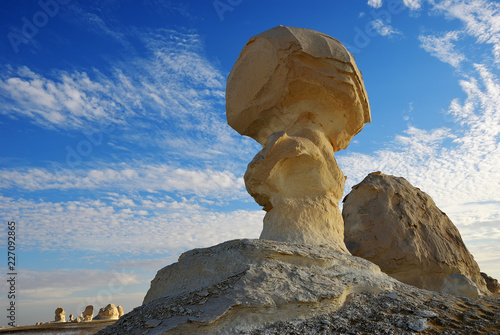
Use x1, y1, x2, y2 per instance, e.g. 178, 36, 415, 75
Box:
441, 273, 481, 298
99, 239, 398, 334
342, 172, 489, 295
226, 26, 370, 249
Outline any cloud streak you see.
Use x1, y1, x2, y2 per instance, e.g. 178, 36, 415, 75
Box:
419, 31, 465, 67
0, 164, 245, 197
371, 19, 403, 37
0, 194, 263, 255
431, 0, 500, 63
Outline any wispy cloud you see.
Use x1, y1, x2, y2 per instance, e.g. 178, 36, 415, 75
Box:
371, 19, 403, 37
368, 0, 422, 11
0, 25, 258, 167
0, 164, 245, 197
0, 66, 120, 129
0, 28, 226, 131
367, 0, 383, 9
419, 31, 466, 67
0, 195, 263, 255
341, 64, 500, 206
13, 269, 142, 300
404, 0, 422, 11
431, 0, 500, 63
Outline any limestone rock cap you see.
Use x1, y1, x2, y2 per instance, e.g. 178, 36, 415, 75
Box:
226, 25, 371, 150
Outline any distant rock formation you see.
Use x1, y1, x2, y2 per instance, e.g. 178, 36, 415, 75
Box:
83, 305, 94, 321
54, 307, 65, 322
481, 272, 500, 294
342, 172, 489, 295
95, 304, 120, 320
68, 314, 73, 322
117, 305, 124, 318
226, 25, 370, 250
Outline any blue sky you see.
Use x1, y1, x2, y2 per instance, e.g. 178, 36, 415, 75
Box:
1, 0, 499, 326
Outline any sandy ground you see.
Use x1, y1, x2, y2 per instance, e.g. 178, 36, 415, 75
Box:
0, 320, 116, 335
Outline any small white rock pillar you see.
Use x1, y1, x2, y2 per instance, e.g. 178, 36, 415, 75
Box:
226, 26, 371, 251
83, 305, 94, 321
54, 307, 66, 322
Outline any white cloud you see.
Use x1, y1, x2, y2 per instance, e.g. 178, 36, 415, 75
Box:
430, 0, 500, 63
367, 0, 383, 8
370, 19, 403, 37
0, 28, 244, 164
0, 67, 116, 129
341, 64, 500, 207
419, 31, 465, 67
403, 0, 422, 10
12, 269, 142, 300
0, 164, 245, 199
0, 195, 263, 255
0, 29, 230, 152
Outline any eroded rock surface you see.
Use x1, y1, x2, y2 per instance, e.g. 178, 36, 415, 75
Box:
96, 239, 500, 335
481, 272, 500, 294
99, 239, 397, 334
242, 291, 500, 334
226, 25, 370, 249
441, 273, 481, 298
342, 172, 489, 295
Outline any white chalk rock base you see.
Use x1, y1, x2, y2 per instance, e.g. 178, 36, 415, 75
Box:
110, 239, 399, 334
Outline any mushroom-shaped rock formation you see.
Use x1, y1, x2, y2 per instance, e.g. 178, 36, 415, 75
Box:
226, 26, 370, 249
54, 307, 65, 322
82, 305, 93, 321
342, 172, 489, 295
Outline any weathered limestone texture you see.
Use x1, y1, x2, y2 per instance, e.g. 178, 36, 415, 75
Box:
342, 172, 489, 295
83, 305, 94, 321
54, 307, 65, 322
481, 272, 500, 294
226, 25, 370, 250
104, 239, 397, 334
